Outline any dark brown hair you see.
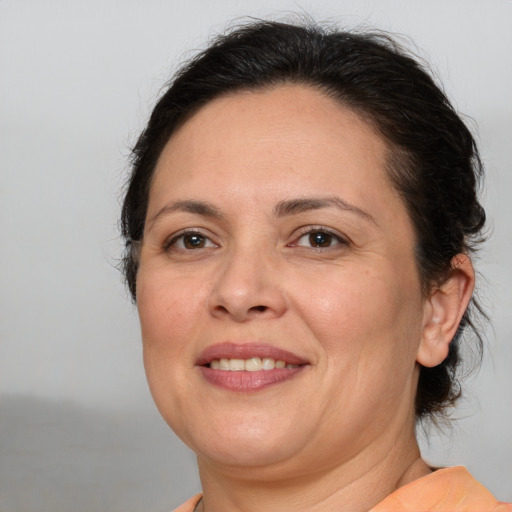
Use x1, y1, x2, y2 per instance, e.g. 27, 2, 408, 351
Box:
121, 20, 486, 422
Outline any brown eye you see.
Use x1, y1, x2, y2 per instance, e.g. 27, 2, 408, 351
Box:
308, 231, 333, 247
292, 229, 347, 249
166, 231, 216, 251
183, 233, 207, 249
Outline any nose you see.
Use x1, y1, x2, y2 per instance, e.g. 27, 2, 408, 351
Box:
208, 245, 287, 322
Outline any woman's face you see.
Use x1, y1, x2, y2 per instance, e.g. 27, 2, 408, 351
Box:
137, 85, 427, 475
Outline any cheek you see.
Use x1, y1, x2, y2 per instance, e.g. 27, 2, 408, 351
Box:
138, 267, 204, 343
136, 270, 207, 432
296, 266, 423, 425
136, 269, 206, 395
291, 261, 423, 365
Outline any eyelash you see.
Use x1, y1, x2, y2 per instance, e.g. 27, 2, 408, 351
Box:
164, 230, 217, 252
288, 226, 349, 250
163, 226, 349, 253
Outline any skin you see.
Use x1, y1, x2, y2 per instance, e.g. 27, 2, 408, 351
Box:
136, 85, 474, 511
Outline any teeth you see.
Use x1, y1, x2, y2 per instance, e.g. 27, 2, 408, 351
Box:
262, 357, 275, 370
245, 357, 262, 371
208, 357, 298, 371
229, 358, 245, 371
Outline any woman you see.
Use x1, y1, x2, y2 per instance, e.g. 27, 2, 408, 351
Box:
121, 20, 511, 511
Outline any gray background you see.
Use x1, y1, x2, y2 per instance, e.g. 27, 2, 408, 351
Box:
1, 1, 511, 511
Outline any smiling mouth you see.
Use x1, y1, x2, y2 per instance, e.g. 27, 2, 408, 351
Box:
207, 357, 300, 371
197, 343, 308, 391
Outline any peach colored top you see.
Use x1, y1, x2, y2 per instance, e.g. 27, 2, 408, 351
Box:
173, 467, 511, 512
369, 467, 511, 511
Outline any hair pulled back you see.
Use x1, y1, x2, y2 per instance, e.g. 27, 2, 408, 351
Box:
121, 20, 486, 422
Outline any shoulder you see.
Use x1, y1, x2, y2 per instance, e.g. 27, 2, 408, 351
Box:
172, 493, 202, 512
371, 466, 512, 512
172, 471, 511, 512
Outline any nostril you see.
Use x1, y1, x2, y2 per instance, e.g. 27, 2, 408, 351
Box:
251, 305, 267, 313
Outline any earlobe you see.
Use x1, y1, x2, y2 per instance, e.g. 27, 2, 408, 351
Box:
417, 254, 475, 368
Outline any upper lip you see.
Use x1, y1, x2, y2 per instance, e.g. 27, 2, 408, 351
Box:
196, 342, 308, 366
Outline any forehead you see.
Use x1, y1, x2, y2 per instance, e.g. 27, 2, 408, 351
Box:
149, 85, 401, 224
161, 85, 387, 163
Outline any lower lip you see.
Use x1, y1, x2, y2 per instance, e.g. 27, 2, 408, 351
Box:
198, 366, 305, 392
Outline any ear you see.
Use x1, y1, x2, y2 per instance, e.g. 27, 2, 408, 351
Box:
417, 254, 475, 368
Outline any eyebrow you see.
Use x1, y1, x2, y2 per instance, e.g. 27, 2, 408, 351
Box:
146, 195, 376, 230
147, 200, 223, 229
273, 196, 376, 224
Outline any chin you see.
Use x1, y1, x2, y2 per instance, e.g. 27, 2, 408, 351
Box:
176, 413, 306, 469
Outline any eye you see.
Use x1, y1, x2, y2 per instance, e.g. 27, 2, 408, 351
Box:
166, 231, 217, 251
291, 228, 348, 249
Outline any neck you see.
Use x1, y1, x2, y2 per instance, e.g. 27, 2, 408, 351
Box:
196, 430, 431, 512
